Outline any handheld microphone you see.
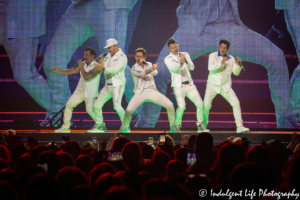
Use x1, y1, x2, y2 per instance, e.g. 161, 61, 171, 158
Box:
96, 53, 107, 62
75, 59, 85, 67
139, 60, 148, 65
179, 53, 188, 64
237, 60, 245, 71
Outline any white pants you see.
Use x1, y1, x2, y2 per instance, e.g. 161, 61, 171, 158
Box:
63, 88, 96, 128
173, 84, 204, 126
203, 86, 243, 128
123, 89, 175, 127
94, 84, 125, 125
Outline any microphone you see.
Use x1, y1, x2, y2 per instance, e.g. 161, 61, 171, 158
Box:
179, 53, 188, 64
75, 59, 85, 67
237, 60, 245, 71
96, 53, 107, 62
139, 60, 148, 65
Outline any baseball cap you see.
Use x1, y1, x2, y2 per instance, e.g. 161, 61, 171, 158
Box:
104, 38, 118, 49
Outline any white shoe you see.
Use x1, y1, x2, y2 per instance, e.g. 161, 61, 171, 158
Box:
118, 125, 130, 133
170, 124, 181, 133
237, 126, 250, 133
87, 124, 107, 133
198, 123, 210, 133
55, 126, 70, 133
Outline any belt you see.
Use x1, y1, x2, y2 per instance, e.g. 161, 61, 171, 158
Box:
182, 81, 189, 85
107, 83, 113, 86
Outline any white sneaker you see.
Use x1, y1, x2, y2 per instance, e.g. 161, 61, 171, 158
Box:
170, 124, 181, 133
55, 126, 70, 133
198, 123, 210, 133
118, 125, 130, 133
87, 124, 107, 133
237, 126, 250, 133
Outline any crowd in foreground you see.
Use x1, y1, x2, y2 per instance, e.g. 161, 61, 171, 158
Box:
0, 129, 299, 200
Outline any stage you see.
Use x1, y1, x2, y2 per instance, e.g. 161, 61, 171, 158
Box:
0, 129, 295, 147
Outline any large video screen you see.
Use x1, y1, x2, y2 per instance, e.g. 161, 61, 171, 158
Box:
0, 0, 299, 129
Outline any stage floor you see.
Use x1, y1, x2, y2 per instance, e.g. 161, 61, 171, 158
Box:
1, 129, 295, 147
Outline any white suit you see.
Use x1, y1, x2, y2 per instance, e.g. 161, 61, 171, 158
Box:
204, 51, 243, 127
93, 49, 127, 125
164, 52, 204, 127
122, 62, 175, 127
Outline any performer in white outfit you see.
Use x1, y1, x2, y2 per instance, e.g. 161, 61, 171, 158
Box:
164, 38, 209, 133
52, 48, 101, 132
203, 39, 249, 133
88, 39, 127, 133
118, 48, 180, 133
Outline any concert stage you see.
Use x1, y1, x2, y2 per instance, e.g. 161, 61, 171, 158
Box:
1, 129, 295, 147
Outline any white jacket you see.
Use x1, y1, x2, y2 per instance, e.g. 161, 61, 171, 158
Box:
207, 51, 241, 93
131, 62, 158, 95
103, 48, 127, 87
74, 61, 101, 98
164, 52, 194, 88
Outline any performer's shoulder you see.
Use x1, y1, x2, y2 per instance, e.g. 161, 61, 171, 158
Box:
132, 63, 138, 68
165, 53, 173, 59
209, 52, 218, 57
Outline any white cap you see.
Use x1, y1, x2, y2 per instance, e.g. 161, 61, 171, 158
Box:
104, 38, 118, 49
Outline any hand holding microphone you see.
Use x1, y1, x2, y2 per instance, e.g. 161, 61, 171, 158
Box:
179, 53, 188, 64
138, 58, 148, 65
96, 53, 107, 63
235, 57, 245, 71
76, 59, 84, 68
221, 56, 228, 65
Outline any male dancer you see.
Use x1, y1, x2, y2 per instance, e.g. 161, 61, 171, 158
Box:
203, 39, 249, 133
87, 39, 127, 133
118, 48, 180, 133
52, 48, 101, 132
164, 38, 209, 133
